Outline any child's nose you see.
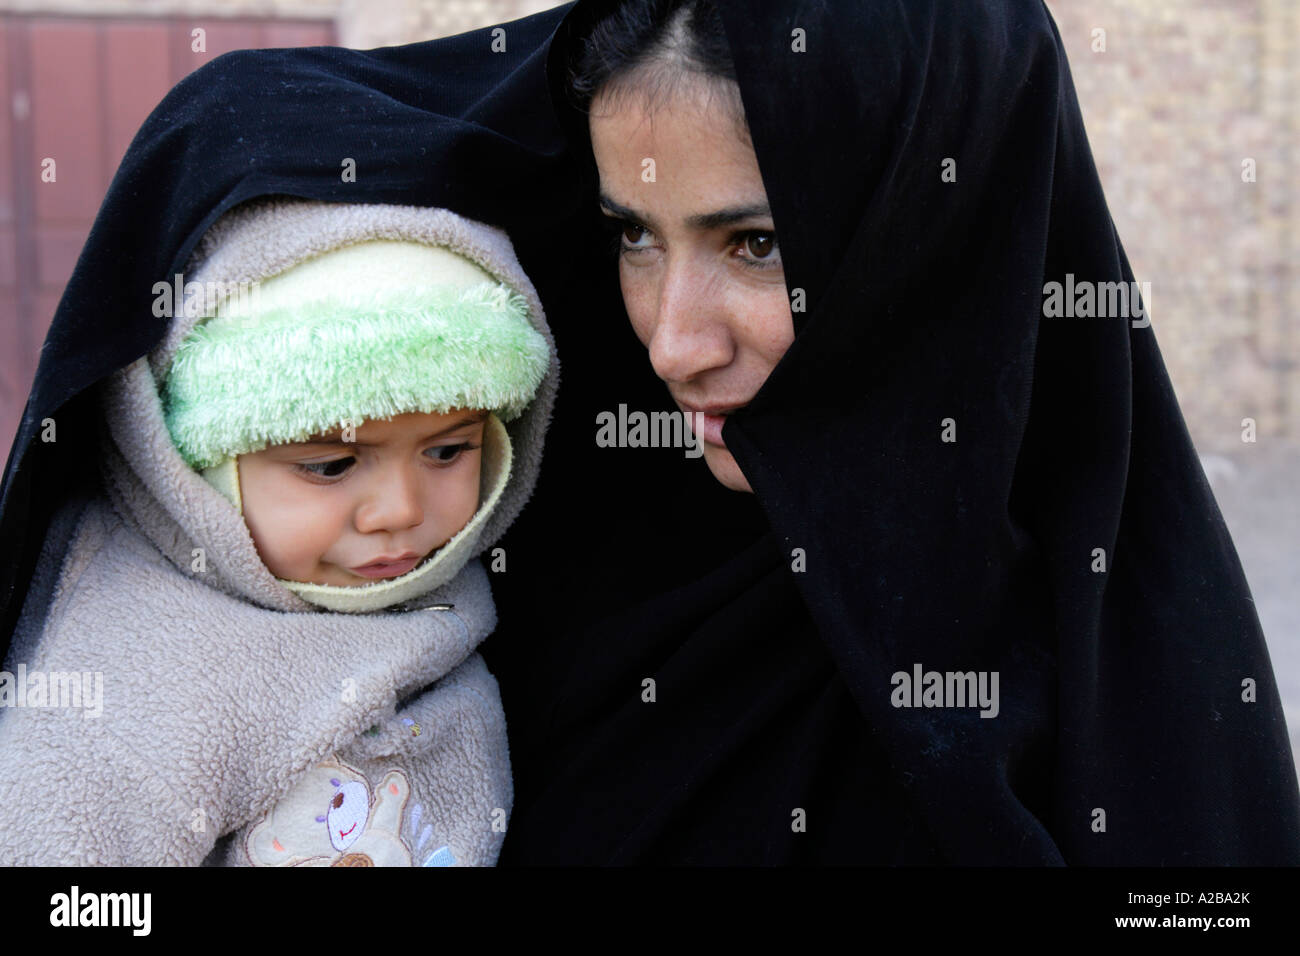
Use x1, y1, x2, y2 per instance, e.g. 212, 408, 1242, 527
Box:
353, 464, 424, 533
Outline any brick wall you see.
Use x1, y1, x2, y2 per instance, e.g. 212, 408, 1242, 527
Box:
1044, 0, 1297, 450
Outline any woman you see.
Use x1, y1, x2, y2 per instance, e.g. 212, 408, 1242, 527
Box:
484, 0, 1300, 864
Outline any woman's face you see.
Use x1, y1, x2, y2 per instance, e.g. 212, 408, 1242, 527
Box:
589, 76, 794, 493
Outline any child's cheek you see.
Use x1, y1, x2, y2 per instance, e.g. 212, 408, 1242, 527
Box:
239, 463, 334, 581
437, 463, 481, 540
275, 490, 347, 578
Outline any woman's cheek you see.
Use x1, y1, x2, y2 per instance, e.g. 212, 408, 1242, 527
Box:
619, 264, 658, 349
749, 289, 796, 361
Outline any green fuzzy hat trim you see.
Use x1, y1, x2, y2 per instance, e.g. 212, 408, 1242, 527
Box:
162, 282, 549, 470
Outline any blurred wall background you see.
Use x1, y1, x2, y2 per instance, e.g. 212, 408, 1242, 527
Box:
0, 0, 1296, 759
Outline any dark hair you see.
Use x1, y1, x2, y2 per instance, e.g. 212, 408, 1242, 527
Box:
566, 0, 747, 136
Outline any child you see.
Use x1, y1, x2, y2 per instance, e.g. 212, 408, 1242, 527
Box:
0, 197, 556, 866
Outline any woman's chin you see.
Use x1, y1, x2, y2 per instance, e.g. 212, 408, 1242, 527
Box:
702, 446, 754, 493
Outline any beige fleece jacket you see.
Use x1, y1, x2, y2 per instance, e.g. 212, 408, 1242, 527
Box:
0, 199, 558, 866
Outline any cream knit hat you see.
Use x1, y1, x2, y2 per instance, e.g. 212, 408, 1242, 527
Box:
150, 198, 555, 612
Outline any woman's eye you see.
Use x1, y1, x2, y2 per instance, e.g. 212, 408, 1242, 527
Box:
745, 232, 776, 258
299, 457, 355, 479
737, 231, 781, 268
619, 223, 654, 251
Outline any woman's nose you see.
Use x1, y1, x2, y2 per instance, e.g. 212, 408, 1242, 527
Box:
354, 463, 424, 534
646, 256, 734, 384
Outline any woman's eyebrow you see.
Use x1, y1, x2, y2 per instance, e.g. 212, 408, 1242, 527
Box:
598, 193, 772, 231
288, 412, 488, 449
599, 194, 654, 228
684, 203, 772, 230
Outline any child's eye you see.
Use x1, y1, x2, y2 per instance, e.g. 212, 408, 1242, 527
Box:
297, 457, 356, 479
425, 441, 481, 466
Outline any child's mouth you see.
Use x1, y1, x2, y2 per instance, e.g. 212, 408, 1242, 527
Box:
351, 553, 422, 579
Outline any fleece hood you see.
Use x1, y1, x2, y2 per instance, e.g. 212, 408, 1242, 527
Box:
97, 198, 558, 615
0, 6, 581, 868
0, 197, 556, 866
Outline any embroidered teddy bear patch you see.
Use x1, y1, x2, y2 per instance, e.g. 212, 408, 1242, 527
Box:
246, 756, 455, 867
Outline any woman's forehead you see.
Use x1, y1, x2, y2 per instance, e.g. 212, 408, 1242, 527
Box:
590, 90, 768, 223
590, 69, 750, 148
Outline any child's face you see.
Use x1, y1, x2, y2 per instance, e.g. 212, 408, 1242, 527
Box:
237, 409, 487, 586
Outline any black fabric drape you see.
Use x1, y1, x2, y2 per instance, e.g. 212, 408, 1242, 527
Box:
714, 0, 1299, 863
490, 0, 1300, 865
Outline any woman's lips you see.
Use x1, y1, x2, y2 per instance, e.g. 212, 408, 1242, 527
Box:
351, 555, 421, 579
693, 412, 729, 447
680, 404, 744, 448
